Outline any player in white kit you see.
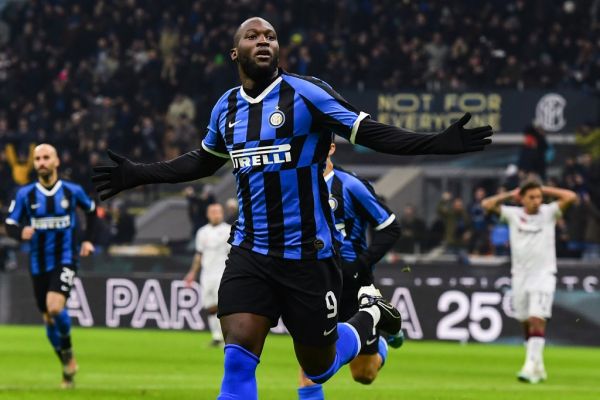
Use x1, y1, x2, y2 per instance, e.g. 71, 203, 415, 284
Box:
184, 203, 231, 346
482, 181, 576, 383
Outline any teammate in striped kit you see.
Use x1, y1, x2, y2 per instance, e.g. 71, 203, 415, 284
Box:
92, 18, 493, 399
5, 144, 97, 389
298, 142, 402, 399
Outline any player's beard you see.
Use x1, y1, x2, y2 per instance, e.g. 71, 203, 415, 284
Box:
238, 53, 279, 82
36, 168, 52, 180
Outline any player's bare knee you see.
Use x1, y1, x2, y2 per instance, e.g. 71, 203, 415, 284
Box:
46, 303, 63, 316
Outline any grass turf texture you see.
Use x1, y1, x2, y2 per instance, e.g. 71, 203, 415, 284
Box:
0, 325, 599, 399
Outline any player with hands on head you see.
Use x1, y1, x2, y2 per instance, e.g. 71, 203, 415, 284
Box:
93, 17, 493, 400
482, 181, 576, 383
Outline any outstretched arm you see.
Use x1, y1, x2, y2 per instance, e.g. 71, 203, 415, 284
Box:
541, 186, 577, 212
293, 75, 493, 155
352, 113, 493, 155
481, 189, 518, 214
92, 148, 228, 201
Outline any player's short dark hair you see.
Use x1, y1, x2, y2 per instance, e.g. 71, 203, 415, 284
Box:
519, 180, 542, 196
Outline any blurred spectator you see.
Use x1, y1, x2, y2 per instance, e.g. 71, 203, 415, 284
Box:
468, 187, 490, 255
582, 193, 600, 260
575, 124, 600, 160
424, 32, 448, 78
396, 204, 426, 254
224, 197, 239, 226
184, 185, 216, 236
437, 192, 472, 256
489, 218, 510, 256
5, 142, 34, 185
109, 200, 136, 244
518, 124, 549, 181
503, 164, 520, 190
92, 204, 113, 254
166, 93, 196, 128
563, 192, 588, 258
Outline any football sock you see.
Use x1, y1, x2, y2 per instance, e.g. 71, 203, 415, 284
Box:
218, 344, 259, 400
304, 322, 362, 384
298, 384, 324, 400
45, 322, 61, 353
53, 309, 72, 351
347, 310, 377, 344
208, 314, 223, 342
378, 336, 388, 368
526, 337, 545, 366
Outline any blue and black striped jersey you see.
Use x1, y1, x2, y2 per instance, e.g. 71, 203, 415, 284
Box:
201, 71, 369, 259
5, 180, 95, 275
325, 167, 396, 262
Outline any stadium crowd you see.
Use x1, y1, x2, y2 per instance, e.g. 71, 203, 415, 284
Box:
1, 0, 600, 262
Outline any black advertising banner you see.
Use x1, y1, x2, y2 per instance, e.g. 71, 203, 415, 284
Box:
1, 262, 599, 345
342, 90, 599, 133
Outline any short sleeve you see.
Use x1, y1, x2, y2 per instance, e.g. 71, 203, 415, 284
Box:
201, 100, 230, 159
499, 205, 517, 223
73, 185, 95, 213
287, 75, 369, 143
5, 190, 27, 226
347, 177, 395, 230
544, 201, 561, 221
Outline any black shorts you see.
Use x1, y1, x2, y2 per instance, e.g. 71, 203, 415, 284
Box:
31, 265, 77, 312
218, 246, 342, 346
338, 259, 379, 355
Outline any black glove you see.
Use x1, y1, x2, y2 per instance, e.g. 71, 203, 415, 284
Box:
432, 112, 493, 154
92, 150, 140, 201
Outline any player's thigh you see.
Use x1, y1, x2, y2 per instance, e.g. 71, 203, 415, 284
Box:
220, 313, 272, 356
218, 246, 280, 323
524, 274, 555, 320
46, 265, 76, 314
293, 340, 337, 377
217, 246, 280, 354
511, 289, 529, 321
279, 256, 342, 348
511, 276, 529, 321
527, 291, 554, 320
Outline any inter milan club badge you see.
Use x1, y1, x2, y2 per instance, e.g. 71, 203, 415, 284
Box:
60, 197, 69, 209
328, 195, 338, 211
269, 110, 285, 128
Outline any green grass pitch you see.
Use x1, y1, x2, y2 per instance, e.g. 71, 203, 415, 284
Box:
0, 325, 599, 399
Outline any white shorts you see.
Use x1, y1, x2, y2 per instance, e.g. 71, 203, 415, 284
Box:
511, 273, 556, 321
200, 278, 221, 309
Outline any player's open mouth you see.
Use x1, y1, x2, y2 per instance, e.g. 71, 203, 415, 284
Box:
255, 50, 272, 61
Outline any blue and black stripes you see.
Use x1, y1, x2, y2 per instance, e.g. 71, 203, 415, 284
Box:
202, 71, 365, 259
5, 180, 95, 275
325, 167, 394, 262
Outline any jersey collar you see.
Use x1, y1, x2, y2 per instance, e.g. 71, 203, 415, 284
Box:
323, 170, 335, 182
36, 180, 63, 196
239, 76, 283, 104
